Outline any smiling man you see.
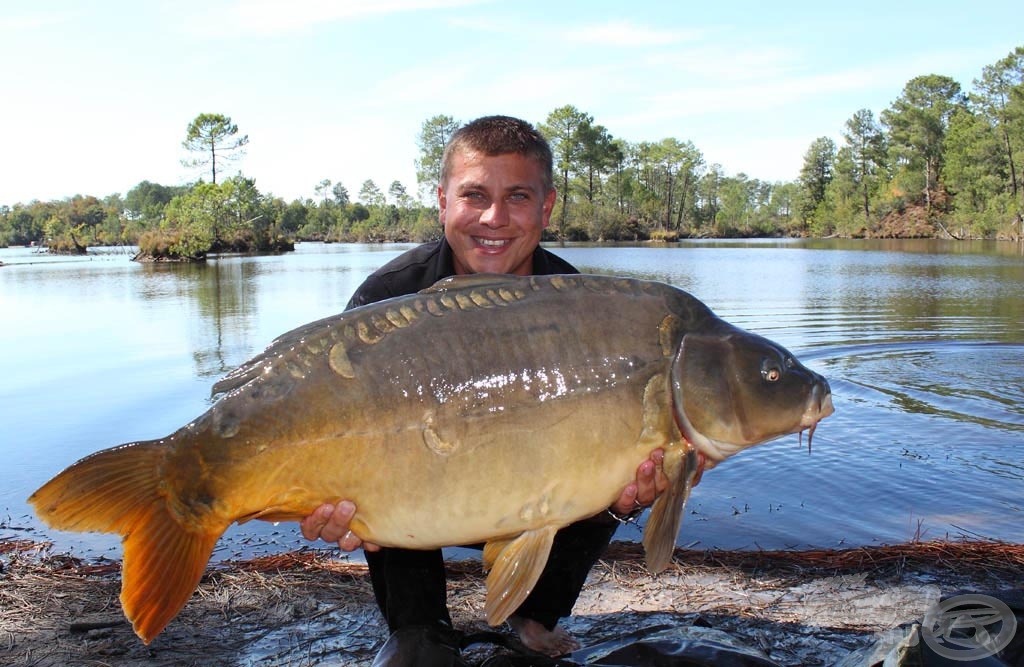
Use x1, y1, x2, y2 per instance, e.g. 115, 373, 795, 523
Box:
300, 116, 667, 663
439, 128, 556, 277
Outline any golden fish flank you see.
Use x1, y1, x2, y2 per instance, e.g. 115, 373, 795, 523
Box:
28, 273, 833, 644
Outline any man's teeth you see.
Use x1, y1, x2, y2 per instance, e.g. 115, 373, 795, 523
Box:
478, 238, 507, 247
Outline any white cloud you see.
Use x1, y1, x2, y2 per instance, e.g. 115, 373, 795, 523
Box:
220, 0, 488, 34
564, 20, 701, 47
644, 67, 878, 115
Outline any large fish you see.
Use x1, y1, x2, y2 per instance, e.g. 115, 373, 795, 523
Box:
29, 273, 833, 644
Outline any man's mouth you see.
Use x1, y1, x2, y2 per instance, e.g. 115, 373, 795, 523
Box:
475, 237, 510, 249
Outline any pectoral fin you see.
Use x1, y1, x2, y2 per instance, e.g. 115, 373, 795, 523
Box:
482, 537, 513, 572
237, 506, 313, 524
642, 445, 700, 573
483, 526, 558, 626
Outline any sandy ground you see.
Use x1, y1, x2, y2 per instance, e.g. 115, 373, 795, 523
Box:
1, 539, 1021, 666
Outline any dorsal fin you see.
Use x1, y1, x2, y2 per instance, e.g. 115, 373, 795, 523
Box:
419, 273, 520, 293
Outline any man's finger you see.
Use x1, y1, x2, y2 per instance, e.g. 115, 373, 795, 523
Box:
299, 503, 334, 541
321, 500, 356, 543
610, 482, 639, 516
635, 458, 658, 506
338, 529, 363, 552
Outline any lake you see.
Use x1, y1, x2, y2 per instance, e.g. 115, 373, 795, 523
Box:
1, 239, 1022, 561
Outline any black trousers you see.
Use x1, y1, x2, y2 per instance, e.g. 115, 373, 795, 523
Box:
366, 519, 618, 632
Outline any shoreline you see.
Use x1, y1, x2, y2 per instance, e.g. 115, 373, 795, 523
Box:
2, 538, 1021, 666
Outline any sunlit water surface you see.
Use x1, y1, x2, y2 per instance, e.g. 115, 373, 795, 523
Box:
1, 239, 1021, 561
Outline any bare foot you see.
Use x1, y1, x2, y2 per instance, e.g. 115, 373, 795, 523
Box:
507, 615, 580, 657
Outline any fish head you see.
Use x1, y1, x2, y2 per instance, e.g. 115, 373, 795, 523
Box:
670, 321, 833, 464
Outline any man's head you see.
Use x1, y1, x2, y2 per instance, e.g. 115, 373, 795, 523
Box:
439, 116, 557, 277
440, 116, 554, 194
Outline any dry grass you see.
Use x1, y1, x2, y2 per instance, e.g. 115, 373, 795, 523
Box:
2, 538, 1021, 666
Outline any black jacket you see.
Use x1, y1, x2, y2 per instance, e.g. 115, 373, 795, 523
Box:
345, 237, 578, 310
348, 237, 615, 632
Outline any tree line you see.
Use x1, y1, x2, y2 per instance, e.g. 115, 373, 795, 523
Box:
2, 45, 1021, 257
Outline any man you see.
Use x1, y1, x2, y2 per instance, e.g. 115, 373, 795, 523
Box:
300, 115, 667, 660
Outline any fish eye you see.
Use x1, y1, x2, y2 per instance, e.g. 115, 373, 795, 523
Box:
761, 360, 782, 383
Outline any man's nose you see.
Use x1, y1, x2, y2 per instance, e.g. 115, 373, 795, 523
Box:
479, 199, 509, 227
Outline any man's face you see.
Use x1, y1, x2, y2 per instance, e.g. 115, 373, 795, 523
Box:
439, 149, 555, 276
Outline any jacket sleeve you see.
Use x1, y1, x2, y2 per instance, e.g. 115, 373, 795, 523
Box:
345, 278, 394, 311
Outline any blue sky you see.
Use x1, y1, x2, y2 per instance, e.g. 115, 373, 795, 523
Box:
2, 0, 1021, 205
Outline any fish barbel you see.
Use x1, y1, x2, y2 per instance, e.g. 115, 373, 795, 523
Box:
29, 273, 833, 643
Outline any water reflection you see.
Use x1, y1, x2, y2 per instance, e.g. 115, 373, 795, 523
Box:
1, 240, 1022, 556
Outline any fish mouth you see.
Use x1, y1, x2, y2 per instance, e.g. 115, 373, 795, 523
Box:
799, 385, 834, 453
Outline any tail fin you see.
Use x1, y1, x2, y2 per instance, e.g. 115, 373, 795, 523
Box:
28, 441, 224, 644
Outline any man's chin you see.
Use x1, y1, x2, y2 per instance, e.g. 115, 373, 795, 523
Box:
463, 254, 531, 276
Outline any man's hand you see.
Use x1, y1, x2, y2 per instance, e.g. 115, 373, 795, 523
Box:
299, 500, 381, 552
609, 448, 669, 517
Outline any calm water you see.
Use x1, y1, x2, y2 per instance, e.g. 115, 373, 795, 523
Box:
1, 239, 1022, 560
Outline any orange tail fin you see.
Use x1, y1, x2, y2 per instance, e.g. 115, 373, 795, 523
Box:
28, 441, 225, 644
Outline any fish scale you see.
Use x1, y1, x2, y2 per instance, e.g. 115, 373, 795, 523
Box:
29, 273, 833, 644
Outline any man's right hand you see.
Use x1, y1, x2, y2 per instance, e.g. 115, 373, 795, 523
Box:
299, 500, 381, 552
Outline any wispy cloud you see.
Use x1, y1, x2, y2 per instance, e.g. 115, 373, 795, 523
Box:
641, 43, 804, 83
0, 10, 78, 31
563, 20, 701, 47
221, 0, 488, 34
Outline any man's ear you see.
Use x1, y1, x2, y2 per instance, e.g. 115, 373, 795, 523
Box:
541, 188, 556, 228
437, 185, 447, 224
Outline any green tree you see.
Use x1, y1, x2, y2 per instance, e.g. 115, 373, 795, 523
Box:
943, 107, 1008, 236
570, 123, 625, 239
66, 195, 106, 229
842, 109, 887, 223
0, 205, 45, 245
695, 164, 724, 231
279, 199, 309, 236
158, 176, 271, 258
125, 181, 185, 222
576, 123, 619, 204
716, 174, 774, 235
358, 179, 385, 207
415, 114, 460, 200
540, 105, 593, 238
769, 181, 801, 234
881, 75, 966, 210
821, 148, 861, 236
798, 137, 837, 226
315, 179, 333, 204
182, 113, 249, 184
162, 185, 217, 258
607, 138, 633, 214
645, 138, 703, 231
332, 182, 350, 205
973, 47, 1024, 207
388, 180, 413, 208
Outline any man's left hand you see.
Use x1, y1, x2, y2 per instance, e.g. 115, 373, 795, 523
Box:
609, 448, 669, 517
